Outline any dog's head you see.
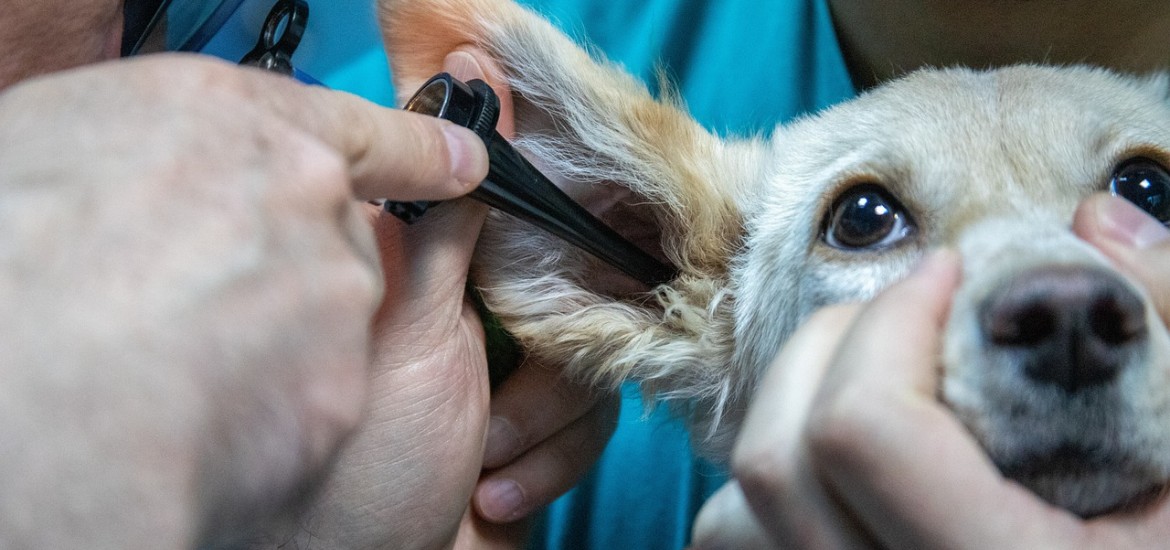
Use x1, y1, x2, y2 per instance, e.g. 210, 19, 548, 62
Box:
738, 66, 1170, 515
381, 0, 1170, 517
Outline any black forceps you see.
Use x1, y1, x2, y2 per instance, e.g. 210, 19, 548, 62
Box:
220, 2, 674, 286
385, 73, 679, 287
239, 0, 310, 78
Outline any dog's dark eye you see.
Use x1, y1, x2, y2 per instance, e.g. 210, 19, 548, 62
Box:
824, 184, 915, 250
1110, 158, 1170, 224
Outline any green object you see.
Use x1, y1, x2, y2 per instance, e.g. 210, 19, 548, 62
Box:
471, 286, 523, 389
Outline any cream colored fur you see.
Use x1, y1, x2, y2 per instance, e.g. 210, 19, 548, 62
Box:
380, 0, 1170, 516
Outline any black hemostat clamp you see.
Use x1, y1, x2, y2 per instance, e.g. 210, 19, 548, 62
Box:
384, 73, 678, 287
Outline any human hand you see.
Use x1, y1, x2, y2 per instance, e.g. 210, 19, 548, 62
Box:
693, 252, 968, 549
473, 355, 620, 525
693, 194, 1170, 549
1074, 193, 1170, 325
0, 54, 487, 548
261, 47, 618, 550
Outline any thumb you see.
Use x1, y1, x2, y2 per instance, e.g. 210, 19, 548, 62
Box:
1073, 193, 1170, 321
374, 47, 506, 320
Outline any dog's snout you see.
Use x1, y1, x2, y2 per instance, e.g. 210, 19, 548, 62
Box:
980, 266, 1147, 393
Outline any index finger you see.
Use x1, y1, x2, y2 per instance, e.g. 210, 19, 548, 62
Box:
267, 75, 489, 202
172, 55, 490, 202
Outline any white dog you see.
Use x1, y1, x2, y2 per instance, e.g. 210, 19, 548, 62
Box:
380, 0, 1170, 517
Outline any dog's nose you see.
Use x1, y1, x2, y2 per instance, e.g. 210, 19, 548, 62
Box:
980, 266, 1147, 393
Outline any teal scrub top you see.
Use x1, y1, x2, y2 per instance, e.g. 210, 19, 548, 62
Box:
283, 0, 856, 547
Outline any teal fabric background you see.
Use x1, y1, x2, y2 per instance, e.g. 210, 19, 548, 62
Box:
511, 0, 854, 135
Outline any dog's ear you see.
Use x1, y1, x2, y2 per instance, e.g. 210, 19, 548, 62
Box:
380, 0, 763, 448
378, 0, 750, 264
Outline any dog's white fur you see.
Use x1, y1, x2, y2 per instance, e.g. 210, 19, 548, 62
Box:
380, 0, 1170, 516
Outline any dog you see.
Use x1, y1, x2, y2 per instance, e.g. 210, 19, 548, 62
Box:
379, 0, 1170, 517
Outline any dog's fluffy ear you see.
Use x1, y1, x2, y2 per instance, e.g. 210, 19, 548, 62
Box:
378, 0, 748, 261
380, 0, 763, 449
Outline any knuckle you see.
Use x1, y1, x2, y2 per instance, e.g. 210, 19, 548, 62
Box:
805, 399, 867, 467
304, 358, 369, 457
347, 235, 385, 305
300, 143, 350, 188
318, 367, 367, 428
335, 96, 375, 154
328, 247, 384, 312
353, 258, 385, 310
732, 442, 793, 498
285, 135, 351, 200
333, 364, 369, 429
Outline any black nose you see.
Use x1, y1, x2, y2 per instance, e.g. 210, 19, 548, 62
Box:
980, 266, 1148, 393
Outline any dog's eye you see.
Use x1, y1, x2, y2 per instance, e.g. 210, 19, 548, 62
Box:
824, 184, 915, 250
1110, 158, 1170, 224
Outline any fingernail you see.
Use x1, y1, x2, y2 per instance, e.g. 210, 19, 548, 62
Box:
478, 479, 526, 522
483, 416, 521, 468
443, 124, 487, 187
1097, 196, 1170, 250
